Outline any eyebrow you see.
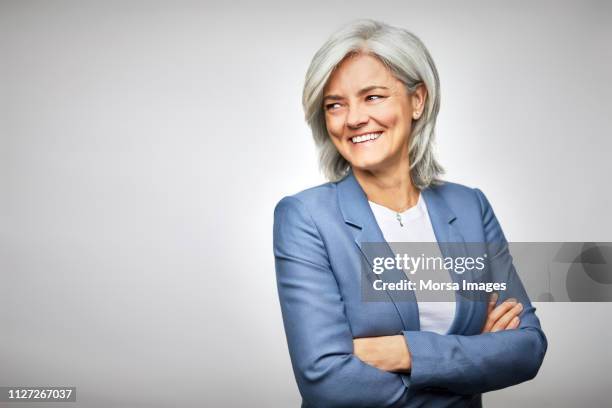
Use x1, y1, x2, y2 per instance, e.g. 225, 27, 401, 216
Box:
323, 85, 389, 102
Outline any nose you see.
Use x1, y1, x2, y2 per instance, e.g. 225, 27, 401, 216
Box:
346, 104, 369, 129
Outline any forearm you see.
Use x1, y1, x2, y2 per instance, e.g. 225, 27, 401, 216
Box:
402, 323, 547, 394
353, 335, 412, 373
352, 313, 546, 395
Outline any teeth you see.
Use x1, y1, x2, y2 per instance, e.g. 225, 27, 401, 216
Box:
351, 132, 382, 144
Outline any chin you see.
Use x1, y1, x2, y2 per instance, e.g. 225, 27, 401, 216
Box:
343, 145, 393, 168
348, 158, 387, 172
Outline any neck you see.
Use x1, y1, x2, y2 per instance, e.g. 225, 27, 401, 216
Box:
352, 161, 419, 213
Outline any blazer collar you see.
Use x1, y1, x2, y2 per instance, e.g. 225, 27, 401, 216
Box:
336, 168, 457, 233
336, 168, 472, 334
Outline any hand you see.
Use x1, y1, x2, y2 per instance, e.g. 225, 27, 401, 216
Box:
353, 335, 411, 373
481, 292, 523, 333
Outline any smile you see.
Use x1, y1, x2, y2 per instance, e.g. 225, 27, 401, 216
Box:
351, 132, 383, 144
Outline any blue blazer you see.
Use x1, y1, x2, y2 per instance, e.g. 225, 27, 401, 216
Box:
273, 169, 547, 408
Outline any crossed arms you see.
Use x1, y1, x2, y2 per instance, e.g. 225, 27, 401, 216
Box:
273, 190, 547, 407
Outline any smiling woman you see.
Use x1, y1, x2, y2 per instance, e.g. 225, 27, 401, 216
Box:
273, 19, 546, 408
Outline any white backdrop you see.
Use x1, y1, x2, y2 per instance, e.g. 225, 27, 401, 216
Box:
1, 0, 611, 406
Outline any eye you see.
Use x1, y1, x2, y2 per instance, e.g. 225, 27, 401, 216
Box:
366, 95, 384, 101
325, 102, 342, 111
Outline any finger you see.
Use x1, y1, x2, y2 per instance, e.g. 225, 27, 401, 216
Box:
483, 298, 517, 332
483, 299, 519, 333
491, 302, 523, 332
488, 298, 517, 321
507, 316, 520, 330
487, 292, 499, 316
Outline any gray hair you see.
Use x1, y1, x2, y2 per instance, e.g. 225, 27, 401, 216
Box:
302, 19, 445, 189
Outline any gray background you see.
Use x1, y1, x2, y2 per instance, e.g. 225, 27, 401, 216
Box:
1, 0, 611, 406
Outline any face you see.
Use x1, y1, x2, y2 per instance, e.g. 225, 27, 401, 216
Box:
323, 52, 426, 174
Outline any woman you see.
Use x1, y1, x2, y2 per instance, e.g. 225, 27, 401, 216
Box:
273, 19, 546, 408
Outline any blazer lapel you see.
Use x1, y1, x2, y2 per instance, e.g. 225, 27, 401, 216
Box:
337, 169, 420, 330
336, 169, 474, 334
420, 186, 474, 334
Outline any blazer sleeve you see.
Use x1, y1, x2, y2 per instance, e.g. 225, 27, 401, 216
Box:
273, 196, 412, 408
400, 188, 548, 395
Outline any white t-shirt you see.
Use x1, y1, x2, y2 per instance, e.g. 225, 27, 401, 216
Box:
368, 192, 456, 335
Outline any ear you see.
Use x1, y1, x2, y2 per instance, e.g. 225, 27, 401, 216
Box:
410, 83, 428, 119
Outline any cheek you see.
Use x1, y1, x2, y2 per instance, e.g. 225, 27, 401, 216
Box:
371, 105, 398, 126
325, 114, 345, 139
371, 105, 410, 134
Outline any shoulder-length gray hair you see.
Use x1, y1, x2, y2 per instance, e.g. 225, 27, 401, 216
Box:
302, 19, 444, 189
